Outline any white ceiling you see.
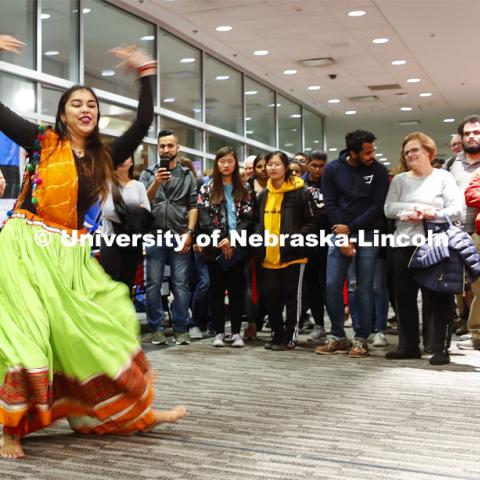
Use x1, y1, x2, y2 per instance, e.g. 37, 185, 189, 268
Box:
111, 0, 480, 165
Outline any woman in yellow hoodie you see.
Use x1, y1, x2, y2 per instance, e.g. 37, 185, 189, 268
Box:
255, 151, 319, 350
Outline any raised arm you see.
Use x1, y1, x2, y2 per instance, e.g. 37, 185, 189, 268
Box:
109, 46, 156, 166
0, 35, 37, 149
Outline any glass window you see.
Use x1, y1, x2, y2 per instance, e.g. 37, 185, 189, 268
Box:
158, 30, 201, 120
99, 101, 155, 138
277, 95, 301, 154
207, 133, 243, 161
304, 108, 324, 152
0, 72, 35, 114
41, 0, 79, 81
0, 1, 35, 69
161, 117, 202, 151
41, 84, 64, 117
205, 55, 242, 134
246, 145, 270, 158
84, 0, 155, 99
244, 78, 275, 147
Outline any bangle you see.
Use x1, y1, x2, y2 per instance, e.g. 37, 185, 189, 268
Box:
137, 61, 157, 75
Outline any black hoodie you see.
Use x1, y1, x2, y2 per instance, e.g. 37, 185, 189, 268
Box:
321, 149, 389, 233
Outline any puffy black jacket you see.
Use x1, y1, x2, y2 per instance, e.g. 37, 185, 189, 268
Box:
409, 221, 480, 293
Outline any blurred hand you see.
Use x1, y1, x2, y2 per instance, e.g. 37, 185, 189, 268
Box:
218, 238, 233, 259
0, 175, 5, 197
340, 242, 356, 257
401, 208, 425, 223
0, 35, 26, 53
154, 167, 171, 186
333, 224, 350, 235
178, 232, 192, 255
422, 208, 437, 220
110, 44, 157, 76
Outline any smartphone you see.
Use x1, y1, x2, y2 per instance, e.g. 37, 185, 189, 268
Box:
159, 158, 170, 171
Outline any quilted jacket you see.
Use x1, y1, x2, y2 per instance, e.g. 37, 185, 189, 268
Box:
409, 220, 480, 293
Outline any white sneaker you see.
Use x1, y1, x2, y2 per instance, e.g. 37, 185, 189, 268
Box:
307, 325, 327, 342
189, 326, 203, 339
231, 333, 245, 348
372, 332, 388, 347
212, 333, 225, 347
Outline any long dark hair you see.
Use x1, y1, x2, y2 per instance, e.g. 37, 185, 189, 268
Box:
211, 146, 248, 205
55, 85, 113, 201
265, 150, 293, 182
112, 155, 135, 186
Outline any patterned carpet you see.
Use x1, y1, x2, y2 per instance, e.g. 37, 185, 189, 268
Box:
2, 327, 480, 480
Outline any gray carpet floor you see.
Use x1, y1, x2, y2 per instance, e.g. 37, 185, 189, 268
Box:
2, 327, 480, 480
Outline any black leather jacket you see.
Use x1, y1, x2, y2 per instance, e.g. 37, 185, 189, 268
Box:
139, 164, 197, 234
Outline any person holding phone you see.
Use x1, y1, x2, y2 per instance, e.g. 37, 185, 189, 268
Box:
139, 129, 199, 346
197, 146, 254, 348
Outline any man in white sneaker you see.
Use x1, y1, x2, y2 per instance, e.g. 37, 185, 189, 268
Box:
140, 129, 198, 346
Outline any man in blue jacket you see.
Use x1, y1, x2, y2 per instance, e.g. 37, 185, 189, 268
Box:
316, 130, 389, 357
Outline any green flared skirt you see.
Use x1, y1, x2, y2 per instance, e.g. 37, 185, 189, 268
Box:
0, 218, 155, 436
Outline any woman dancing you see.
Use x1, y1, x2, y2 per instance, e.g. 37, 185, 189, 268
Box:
0, 35, 185, 459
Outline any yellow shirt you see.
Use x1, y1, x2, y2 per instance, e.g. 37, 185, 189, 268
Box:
262, 176, 308, 269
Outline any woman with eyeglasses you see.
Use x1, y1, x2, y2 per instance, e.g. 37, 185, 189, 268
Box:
384, 132, 462, 365
254, 150, 319, 350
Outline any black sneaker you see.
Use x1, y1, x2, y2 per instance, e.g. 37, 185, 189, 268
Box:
385, 350, 421, 360
429, 351, 450, 365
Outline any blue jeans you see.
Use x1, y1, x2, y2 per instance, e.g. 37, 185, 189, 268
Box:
347, 263, 360, 333
145, 245, 191, 333
190, 252, 210, 329
326, 232, 379, 340
347, 257, 389, 334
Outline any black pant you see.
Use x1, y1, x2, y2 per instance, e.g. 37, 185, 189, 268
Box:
99, 244, 143, 295
207, 259, 246, 335
303, 247, 327, 327
392, 247, 453, 353
263, 263, 305, 346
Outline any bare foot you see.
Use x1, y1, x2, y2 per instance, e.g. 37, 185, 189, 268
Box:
1, 433, 25, 459
154, 406, 187, 424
